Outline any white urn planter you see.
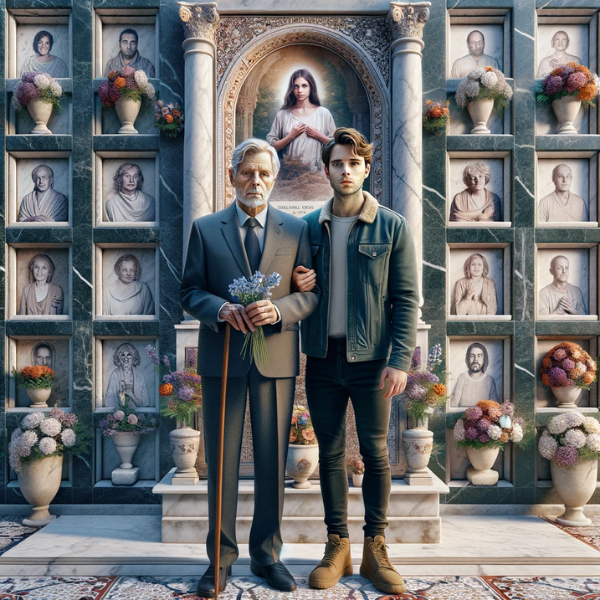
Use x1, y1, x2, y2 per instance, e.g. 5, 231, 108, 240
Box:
466, 445, 500, 485
403, 429, 434, 474
552, 95, 581, 135
551, 386, 581, 409
286, 443, 319, 489
17, 454, 63, 526
551, 459, 598, 526
467, 97, 494, 134
27, 98, 53, 135
115, 96, 141, 134
170, 426, 201, 485
352, 473, 364, 488
26, 387, 51, 408
112, 432, 141, 469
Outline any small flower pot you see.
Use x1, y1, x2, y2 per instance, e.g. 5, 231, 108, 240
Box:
552, 95, 581, 135
286, 443, 318, 489
466, 445, 499, 485
402, 428, 434, 473
466, 97, 494, 134
26, 388, 51, 408
112, 431, 141, 469
170, 426, 200, 484
551, 459, 598, 526
551, 386, 581, 409
352, 473, 364, 487
115, 96, 141, 134
27, 98, 53, 135
17, 454, 63, 526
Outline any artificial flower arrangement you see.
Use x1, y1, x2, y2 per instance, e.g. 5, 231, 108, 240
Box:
453, 400, 524, 450
540, 342, 598, 390
423, 99, 450, 133
538, 412, 600, 468
347, 457, 365, 475
146, 345, 202, 427
98, 393, 159, 437
154, 100, 184, 138
98, 66, 156, 108
228, 271, 282, 367
289, 404, 317, 445
12, 71, 63, 113
537, 63, 600, 107
403, 344, 447, 424
9, 409, 89, 473
12, 365, 55, 390
455, 66, 513, 110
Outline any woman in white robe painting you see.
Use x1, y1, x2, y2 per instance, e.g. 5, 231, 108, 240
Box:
20, 30, 68, 78
267, 68, 336, 171
104, 342, 150, 407
104, 254, 155, 316
18, 253, 64, 316
451, 253, 498, 316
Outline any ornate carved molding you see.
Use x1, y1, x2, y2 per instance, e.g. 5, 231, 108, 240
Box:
388, 2, 430, 40
178, 2, 220, 42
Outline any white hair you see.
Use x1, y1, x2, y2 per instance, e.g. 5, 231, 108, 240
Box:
231, 138, 280, 178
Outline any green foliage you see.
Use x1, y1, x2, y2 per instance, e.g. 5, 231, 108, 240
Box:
456, 439, 505, 451
37, 88, 62, 113
160, 397, 197, 428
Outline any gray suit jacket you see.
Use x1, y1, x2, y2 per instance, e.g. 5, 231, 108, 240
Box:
180, 202, 318, 378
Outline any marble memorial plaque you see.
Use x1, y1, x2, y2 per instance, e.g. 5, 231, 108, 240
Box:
16, 25, 69, 78
101, 25, 156, 79
448, 25, 504, 78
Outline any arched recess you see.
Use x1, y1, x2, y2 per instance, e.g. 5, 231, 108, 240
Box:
216, 24, 390, 211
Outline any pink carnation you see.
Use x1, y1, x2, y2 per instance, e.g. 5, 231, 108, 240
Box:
553, 349, 567, 361
554, 445, 579, 468
114, 410, 125, 421
121, 66, 135, 77
127, 414, 138, 425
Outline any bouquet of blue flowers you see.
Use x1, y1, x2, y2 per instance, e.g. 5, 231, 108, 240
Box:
228, 271, 282, 367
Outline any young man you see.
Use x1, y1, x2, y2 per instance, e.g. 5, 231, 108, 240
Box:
293, 127, 419, 595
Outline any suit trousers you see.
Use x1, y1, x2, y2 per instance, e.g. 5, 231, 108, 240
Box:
202, 367, 295, 567
305, 337, 391, 539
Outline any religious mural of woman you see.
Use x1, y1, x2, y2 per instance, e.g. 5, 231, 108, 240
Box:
267, 68, 336, 171
20, 30, 68, 78
104, 253, 155, 316
451, 253, 498, 316
18, 254, 64, 316
104, 342, 150, 407
450, 162, 502, 222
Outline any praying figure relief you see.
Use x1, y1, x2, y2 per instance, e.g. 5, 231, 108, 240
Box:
451, 342, 500, 407
20, 30, 68, 78
18, 254, 64, 316
450, 30, 500, 78
105, 163, 156, 223
104, 343, 150, 407
539, 255, 587, 316
537, 30, 582, 78
104, 253, 155, 316
103, 28, 155, 78
450, 163, 502, 222
538, 164, 588, 223
451, 253, 498, 316
19, 165, 68, 223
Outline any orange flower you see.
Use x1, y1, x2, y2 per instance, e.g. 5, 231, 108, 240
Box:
433, 383, 446, 396
485, 66, 494, 71
430, 108, 442, 118
425, 99, 433, 105
541, 373, 550, 387
584, 371, 595, 385
579, 84, 597, 102
20, 365, 55, 380
542, 357, 552, 370
172, 110, 181, 117
302, 429, 316, 442
289, 430, 297, 443
159, 383, 174, 396
165, 114, 174, 124
499, 432, 509, 442
291, 415, 298, 425
115, 77, 126, 89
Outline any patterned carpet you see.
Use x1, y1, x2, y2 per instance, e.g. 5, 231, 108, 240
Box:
543, 515, 600, 553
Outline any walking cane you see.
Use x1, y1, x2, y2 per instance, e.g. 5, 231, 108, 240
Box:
214, 322, 230, 600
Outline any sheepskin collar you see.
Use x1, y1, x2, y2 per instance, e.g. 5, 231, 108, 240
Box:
318, 191, 379, 224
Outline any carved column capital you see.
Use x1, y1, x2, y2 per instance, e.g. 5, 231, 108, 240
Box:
178, 2, 220, 42
388, 2, 430, 40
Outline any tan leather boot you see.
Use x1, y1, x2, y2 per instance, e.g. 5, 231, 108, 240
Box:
360, 535, 406, 595
308, 534, 353, 589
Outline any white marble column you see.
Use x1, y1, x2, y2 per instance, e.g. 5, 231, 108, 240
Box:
178, 2, 220, 261
389, 2, 430, 320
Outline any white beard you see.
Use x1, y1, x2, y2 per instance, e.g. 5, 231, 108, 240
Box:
235, 185, 272, 208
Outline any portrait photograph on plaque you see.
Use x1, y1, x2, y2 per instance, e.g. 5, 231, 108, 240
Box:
15, 24, 70, 78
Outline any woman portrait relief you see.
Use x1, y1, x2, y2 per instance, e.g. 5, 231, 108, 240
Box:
18, 254, 64, 316
267, 68, 336, 171
104, 343, 150, 407
450, 163, 502, 222
452, 253, 498, 316
20, 30, 68, 78
104, 254, 155, 316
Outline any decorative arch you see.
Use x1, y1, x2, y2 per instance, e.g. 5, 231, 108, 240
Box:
216, 23, 390, 210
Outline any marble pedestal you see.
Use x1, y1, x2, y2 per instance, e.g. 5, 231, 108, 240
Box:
152, 469, 449, 544
112, 467, 140, 486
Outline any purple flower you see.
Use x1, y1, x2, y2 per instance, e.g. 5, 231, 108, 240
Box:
163, 373, 174, 384
177, 386, 195, 402
162, 355, 171, 369
566, 72, 588, 93
15, 81, 38, 105
544, 76, 564, 96
477, 418, 491, 433
548, 367, 570, 387
464, 406, 483, 421
554, 445, 579, 468
561, 358, 575, 371
410, 348, 422, 371
501, 401, 515, 417
553, 349, 567, 361
465, 427, 478, 441
464, 420, 477, 431
22, 71, 37, 83
478, 434, 490, 443
145, 345, 159, 366
410, 371, 439, 384
121, 65, 135, 77
406, 383, 426, 400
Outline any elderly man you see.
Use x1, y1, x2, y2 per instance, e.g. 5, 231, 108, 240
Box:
451, 342, 499, 407
103, 28, 155, 77
538, 164, 588, 223
539, 255, 587, 316
105, 163, 155, 222
538, 30, 582, 78
450, 162, 502, 222
32, 343, 53, 367
18, 165, 68, 222
180, 138, 318, 597
451, 30, 500, 78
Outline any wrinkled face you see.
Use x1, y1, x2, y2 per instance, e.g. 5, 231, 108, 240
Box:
37, 36, 51, 56
469, 256, 484, 278
552, 32, 569, 51
34, 348, 52, 367
550, 257, 569, 283
231, 151, 275, 208
466, 171, 486, 192
293, 77, 311, 102
121, 167, 139, 193
553, 165, 572, 192
118, 349, 134, 368
467, 32, 485, 56
325, 144, 370, 196
120, 34, 138, 59
32, 258, 51, 282
468, 348, 485, 373
34, 168, 52, 192
117, 260, 136, 284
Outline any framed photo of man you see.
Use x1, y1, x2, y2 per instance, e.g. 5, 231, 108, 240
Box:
448, 24, 505, 78
536, 246, 597, 320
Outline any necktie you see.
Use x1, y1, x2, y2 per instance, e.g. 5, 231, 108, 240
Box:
244, 218, 262, 274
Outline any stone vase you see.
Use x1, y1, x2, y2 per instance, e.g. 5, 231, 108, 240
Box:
27, 98, 53, 135
552, 95, 581, 135
26, 387, 51, 408
170, 425, 200, 485
551, 386, 581, 409
112, 432, 141, 469
17, 454, 63, 526
551, 459, 598, 526
403, 429, 434, 474
466, 445, 500, 485
115, 96, 141, 134
286, 443, 319, 489
466, 97, 495, 134
352, 473, 364, 488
